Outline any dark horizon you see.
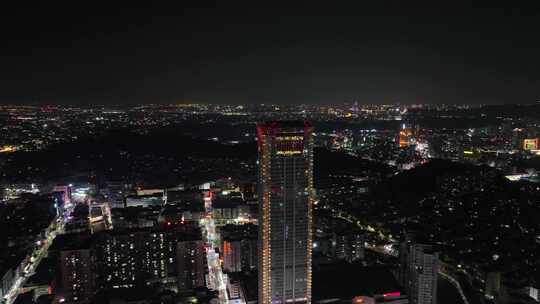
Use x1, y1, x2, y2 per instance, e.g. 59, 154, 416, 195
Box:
2, 2, 540, 105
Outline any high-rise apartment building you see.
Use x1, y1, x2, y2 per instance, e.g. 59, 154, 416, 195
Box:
60, 248, 95, 302
400, 239, 439, 304
257, 121, 314, 304
334, 231, 365, 263
52, 234, 95, 303
93, 225, 204, 291
223, 239, 242, 273
221, 224, 258, 273
94, 229, 170, 289
222, 237, 258, 273
176, 239, 206, 291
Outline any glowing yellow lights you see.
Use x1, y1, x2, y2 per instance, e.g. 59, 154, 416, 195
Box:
259, 141, 273, 304
463, 150, 474, 155
523, 138, 539, 151
275, 136, 304, 141
0, 145, 18, 153
276, 150, 302, 156
257, 122, 313, 304
399, 129, 413, 148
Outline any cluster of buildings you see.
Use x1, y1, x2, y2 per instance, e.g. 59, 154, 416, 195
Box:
1, 115, 539, 304
6, 183, 214, 304
50, 224, 206, 303
0, 121, 466, 304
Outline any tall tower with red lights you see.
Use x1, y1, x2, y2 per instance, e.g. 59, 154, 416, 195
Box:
257, 121, 314, 304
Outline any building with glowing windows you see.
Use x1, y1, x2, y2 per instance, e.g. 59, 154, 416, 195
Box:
94, 229, 170, 289
523, 138, 539, 151
398, 124, 413, 148
59, 244, 95, 302
93, 225, 204, 291
257, 121, 314, 304
399, 238, 439, 304
221, 224, 258, 273
176, 239, 206, 291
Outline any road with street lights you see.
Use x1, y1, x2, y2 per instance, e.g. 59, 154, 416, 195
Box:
3, 217, 65, 304
201, 191, 229, 304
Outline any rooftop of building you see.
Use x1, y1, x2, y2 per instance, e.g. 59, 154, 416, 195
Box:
111, 205, 162, 216
257, 120, 312, 129
161, 201, 204, 214
94, 224, 203, 241
24, 257, 55, 287
49, 232, 92, 251
125, 193, 163, 199
221, 223, 258, 241
212, 196, 245, 209
257, 121, 313, 136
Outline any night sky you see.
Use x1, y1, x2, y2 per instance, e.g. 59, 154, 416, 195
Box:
1, 2, 540, 105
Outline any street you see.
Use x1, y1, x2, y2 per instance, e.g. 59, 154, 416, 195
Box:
201, 192, 229, 304
3, 216, 65, 304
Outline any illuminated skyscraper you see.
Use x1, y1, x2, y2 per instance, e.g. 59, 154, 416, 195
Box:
398, 124, 413, 148
257, 121, 314, 304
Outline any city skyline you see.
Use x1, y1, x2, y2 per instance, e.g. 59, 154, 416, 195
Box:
1, 3, 540, 304
0, 104, 539, 303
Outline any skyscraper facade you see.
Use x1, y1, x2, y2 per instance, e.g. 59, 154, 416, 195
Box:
398, 124, 413, 148
257, 121, 314, 304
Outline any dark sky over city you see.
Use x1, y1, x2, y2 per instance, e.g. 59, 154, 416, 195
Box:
1, 2, 540, 105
